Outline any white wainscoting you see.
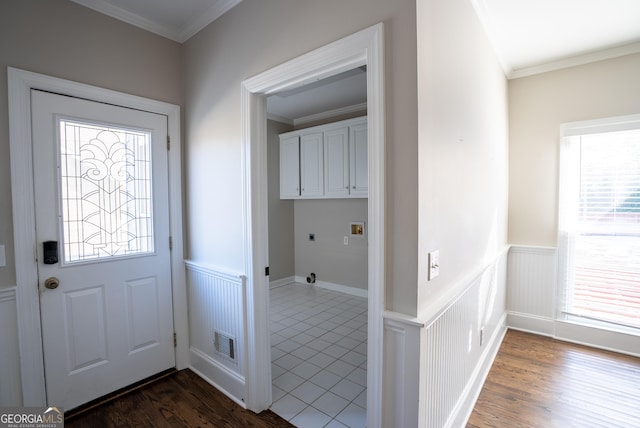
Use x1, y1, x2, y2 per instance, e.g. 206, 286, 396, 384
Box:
507, 245, 640, 357
185, 261, 247, 407
507, 246, 557, 336
382, 249, 508, 428
425, 251, 508, 428
0, 287, 22, 406
382, 313, 423, 428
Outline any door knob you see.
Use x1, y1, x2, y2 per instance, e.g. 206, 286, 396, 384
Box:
44, 277, 60, 290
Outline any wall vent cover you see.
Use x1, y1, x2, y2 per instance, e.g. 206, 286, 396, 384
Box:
214, 331, 235, 361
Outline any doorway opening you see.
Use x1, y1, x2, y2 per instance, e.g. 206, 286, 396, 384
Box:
265, 67, 369, 425
240, 23, 385, 427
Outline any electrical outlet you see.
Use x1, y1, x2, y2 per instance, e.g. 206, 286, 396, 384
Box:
428, 250, 439, 280
0, 245, 5, 268
343, 236, 348, 245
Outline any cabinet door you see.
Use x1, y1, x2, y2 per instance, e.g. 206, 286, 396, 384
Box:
324, 127, 350, 198
349, 123, 368, 197
280, 136, 300, 198
300, 132, 324, 197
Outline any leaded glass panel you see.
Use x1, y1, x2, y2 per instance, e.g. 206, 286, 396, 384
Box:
58, 119, 154, 263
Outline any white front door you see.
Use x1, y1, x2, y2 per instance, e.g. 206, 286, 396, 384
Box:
31, 90, 175, 410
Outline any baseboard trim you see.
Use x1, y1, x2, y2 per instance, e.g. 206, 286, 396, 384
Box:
189, 348, 246, 408
506, 312, 640, 358
507, 311, 555, 337
269, 276, 295, 289
294, 276, 368, 298
554, 320, 640, 358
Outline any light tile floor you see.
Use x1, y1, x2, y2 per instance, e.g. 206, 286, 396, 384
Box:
270, 283, 368, 428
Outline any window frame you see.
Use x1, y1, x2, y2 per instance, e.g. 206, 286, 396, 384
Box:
557, 113, 640, 331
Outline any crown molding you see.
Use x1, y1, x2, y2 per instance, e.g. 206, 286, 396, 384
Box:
509, 41, 640, 79
71, 0, 241, 43
293, 102, 367, 127
71, 0, 181, 41
179, 0, 241, 42
265, 113, 293, 125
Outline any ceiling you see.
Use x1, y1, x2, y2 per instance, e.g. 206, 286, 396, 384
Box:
472, 0, 640, 78
265, 68, 368, 126
71, 0, 640, 121
71, 0, 242, 43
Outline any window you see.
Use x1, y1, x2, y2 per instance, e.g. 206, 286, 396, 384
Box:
58, 118, 154, 263
558, 115, 640, 331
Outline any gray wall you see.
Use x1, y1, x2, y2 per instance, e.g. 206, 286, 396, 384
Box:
295, 199, 368, 290
1, 0, 510, 321
184, 0, 419, 315
416, 0, 509, 313
509, 53, 640, 247
267, 120, 295, 281
0, 0, 183, 289
267, 120, 368, 290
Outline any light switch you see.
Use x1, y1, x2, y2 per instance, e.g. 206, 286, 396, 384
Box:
0, 245, 5, 268
343, 236, 349, 245
428, 250, 439, 280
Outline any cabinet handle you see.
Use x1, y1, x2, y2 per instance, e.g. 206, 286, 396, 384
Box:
345, 186, 349, 190
353, 186, 356, 189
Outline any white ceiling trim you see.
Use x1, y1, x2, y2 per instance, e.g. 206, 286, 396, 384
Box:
266, 102, 369, 127
266, 113, 293, 126
178, 0, 241, 43
71, 0, 181, 41
509, 41, 640, 80
71, 0, 242, 43
469, 0, 511, 75
470, 0, 640, 80
294, 102, 367, 127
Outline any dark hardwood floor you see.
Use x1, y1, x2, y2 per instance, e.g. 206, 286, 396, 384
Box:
64, 330, 639, 427
468, 329, 640, 428
65, 369, 292, 428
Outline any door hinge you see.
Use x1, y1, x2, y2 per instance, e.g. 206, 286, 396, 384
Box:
265, 266, 270, 276
169, 236, 173, 251
173, 332, 177, 347
167, 135, 170, 150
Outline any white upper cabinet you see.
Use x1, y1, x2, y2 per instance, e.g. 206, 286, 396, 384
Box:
300, 132, 324, 197
324, 127, 350, 198
280, 135, 300, 198
279, 116, 367, 199
349, 122, 368, 196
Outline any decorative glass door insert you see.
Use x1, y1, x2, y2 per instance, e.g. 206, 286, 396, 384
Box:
58, 118, 154, 263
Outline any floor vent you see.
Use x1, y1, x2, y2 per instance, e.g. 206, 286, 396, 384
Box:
214, 331, 235, 361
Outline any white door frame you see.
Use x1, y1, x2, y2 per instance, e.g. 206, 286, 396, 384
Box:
240, 23, 385, 426
7, 67, 188, 406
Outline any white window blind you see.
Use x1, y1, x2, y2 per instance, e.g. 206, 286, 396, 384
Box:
558, 115, 640, 330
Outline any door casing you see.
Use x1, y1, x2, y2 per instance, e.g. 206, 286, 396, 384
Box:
8, 67, 187, 406
240, 23, 385, 426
